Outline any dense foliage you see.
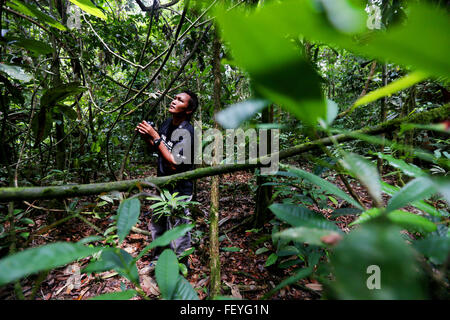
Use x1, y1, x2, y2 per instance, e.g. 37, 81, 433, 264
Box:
0, 0, 448, 300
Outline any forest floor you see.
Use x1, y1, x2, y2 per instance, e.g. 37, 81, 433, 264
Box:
0, 162, 403, 300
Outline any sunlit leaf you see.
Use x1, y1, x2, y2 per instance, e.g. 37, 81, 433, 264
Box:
6, 0, 67, 31
341, 153, 382, 206
215, 99, 268, 129
0, 63, 32, 82
350, 208, 436, 233
69, 0, 106, 20
274, 226, 340, 247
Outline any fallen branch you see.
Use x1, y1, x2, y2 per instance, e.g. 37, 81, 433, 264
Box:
0, 105, 448, 201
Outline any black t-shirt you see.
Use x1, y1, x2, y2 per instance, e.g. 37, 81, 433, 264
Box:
156, 118, 194, 196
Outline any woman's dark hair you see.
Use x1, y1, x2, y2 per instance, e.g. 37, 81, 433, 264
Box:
183, 89, 198, 117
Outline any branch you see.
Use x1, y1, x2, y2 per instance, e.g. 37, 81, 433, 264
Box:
0, 105, 448, 201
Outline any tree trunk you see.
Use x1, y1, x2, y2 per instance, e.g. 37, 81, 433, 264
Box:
209, 27, 222, 299
254, 104, 273, 228
377, 63, 387, 174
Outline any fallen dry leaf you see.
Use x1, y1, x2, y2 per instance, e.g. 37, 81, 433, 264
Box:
305, 283, 323, 291
141, 275, 160, 296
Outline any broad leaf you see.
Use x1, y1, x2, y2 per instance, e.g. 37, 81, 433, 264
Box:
40, 83, 86, 109
413, 236, 450, 265
274, 226, 341, 247
69, 0, 106, 20
269, 203, 339, 231
330, 221, 427, 299
386, 176, 436, 213
376, 153, 426, 178
172, 276, 199, 300
279, 164, 364, 210
350, 208, 436, 233
155, 249, 179, 300
352, 71, 428, 109
6, 0, 67, 31
0, 63, 32, 82
341, 153, 382, 206
117, 198, 141, 244
381, 182, 440, 217
215, 4, 326, 126
215, 99, 268, 129
0, 242, 101, 286
100, 248, 139, 285
9, 37, 53, 56
265, 253, 278, 267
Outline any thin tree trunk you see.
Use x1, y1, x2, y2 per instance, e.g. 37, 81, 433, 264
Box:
209, 27, 222, 298
254, 104, 273, 228
377, 63, 387, 174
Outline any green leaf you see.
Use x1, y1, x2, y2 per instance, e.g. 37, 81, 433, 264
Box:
350, 208, 436, 233
274, 227, 340, 247
279, 164, 364, 210
387, 176, 437, 213
215, 4, 326, 126
352, 71, 428, 109
221, 247, 241, 252
172, 276, 200, 300
135, 224, 194, 261
0, 242, 101, 286
0, 63, 32, 82
265, 253, 278, 267
376, 153, 426, 178
341, 153, 382, 206
263, 267, 312, 299
229, 0, 449, 78
255, 247, 269, 255
117, 198, 141, 244
269, 203, 339, 231
69, 0, 106, 20
155, 249, 179, 300
276, 245, 299, 257
40, 83, 86, 108
6, 0, 67, 30
9, 38, 53, 56
215, 99, 268, 129
330, 221, 427, 299
381, 182, 440, 217
100, 248, 139, 284
413, 236, 450, 265
89, 289, 137, 300
55, 104, 78, 120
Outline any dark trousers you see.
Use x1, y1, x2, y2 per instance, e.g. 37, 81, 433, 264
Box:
149, 195, 192, 258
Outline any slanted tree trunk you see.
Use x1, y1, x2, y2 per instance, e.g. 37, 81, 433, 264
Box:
209, 27, 222, 298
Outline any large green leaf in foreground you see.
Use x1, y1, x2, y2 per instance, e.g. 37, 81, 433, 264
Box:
0, 242, 101, 286
330, 221, 427, 299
